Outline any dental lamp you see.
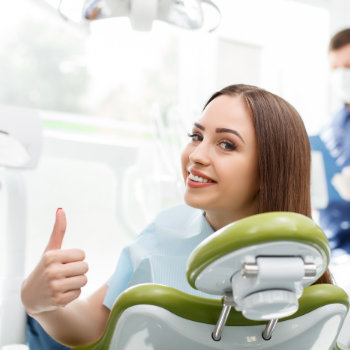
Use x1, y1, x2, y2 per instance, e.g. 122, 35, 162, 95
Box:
58, 0, 221, 32
0, 105, 42, 346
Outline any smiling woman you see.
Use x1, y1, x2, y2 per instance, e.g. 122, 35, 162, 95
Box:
182, 94, 259, 228
21, 83, 332, 348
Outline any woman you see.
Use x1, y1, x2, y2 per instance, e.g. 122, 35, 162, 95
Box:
21, 84, 332, 348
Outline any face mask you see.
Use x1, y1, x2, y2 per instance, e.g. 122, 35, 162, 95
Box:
330, 67, 350, 103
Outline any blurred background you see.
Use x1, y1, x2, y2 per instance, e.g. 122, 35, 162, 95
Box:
0, 0, 349, 302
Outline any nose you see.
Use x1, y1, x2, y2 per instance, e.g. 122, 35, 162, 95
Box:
188, 141, 210, 166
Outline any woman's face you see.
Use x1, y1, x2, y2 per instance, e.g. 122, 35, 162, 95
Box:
181, 95, 259, 228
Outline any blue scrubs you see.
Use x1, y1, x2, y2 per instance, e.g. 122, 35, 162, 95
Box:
27, 315, 70, 350
318, 104, 350, 254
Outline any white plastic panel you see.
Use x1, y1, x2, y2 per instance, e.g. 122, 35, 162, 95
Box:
0, 105, 42, 169
108, 303, 347, 350
194, 241, 326, 295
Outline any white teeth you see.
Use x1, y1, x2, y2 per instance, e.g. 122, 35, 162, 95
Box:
188, 173, 213, 183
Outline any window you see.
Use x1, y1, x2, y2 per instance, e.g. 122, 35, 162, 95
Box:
1, 1, 179, 123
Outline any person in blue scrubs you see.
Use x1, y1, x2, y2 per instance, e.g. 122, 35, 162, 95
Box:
21, 84, 333, 348
318, 28, 350, 254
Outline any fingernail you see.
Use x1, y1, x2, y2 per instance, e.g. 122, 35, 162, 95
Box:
56, 208, 62, 214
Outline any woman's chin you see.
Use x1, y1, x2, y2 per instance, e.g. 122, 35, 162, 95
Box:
184, 195, 207, 210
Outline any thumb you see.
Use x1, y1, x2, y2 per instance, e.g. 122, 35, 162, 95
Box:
45, 208, 67, 252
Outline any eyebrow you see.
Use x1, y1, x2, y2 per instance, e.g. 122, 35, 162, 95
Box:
194, 123, 245, 143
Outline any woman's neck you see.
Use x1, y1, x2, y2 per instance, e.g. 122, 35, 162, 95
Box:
204, 209, 256, 231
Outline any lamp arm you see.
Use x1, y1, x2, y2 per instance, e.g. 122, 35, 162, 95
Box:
201, 0, 221, 32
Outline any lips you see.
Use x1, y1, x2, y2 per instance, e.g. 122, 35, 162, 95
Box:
189, 169, 215, 181
188, 173, 213, 183
187, 169, 216, 188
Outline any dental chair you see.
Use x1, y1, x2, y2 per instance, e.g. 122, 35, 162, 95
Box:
74, 212, 350, 350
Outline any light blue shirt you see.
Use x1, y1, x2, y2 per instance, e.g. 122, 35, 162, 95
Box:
103, 204, 215, 309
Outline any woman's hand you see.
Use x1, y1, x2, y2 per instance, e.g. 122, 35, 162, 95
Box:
21, 209, 89, 316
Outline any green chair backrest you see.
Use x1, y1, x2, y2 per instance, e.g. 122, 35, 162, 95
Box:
74, 283, 348, 350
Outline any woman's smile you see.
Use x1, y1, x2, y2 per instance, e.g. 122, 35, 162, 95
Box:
187, 169, 216, 188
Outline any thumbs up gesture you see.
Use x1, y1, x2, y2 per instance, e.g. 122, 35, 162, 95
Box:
21, 209, 89, 316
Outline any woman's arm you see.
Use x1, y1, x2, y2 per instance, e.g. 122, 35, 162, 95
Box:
21, 209, 111, 347
31, 285, 110, 347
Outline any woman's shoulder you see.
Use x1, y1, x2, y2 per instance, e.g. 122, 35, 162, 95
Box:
154, 203, 202, 227
135, 203, 211, 241
150, 203, 213, 240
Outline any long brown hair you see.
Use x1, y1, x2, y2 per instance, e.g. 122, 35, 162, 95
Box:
204, 84, 332, 284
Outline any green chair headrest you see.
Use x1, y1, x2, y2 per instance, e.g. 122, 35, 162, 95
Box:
186, 212, 330, 289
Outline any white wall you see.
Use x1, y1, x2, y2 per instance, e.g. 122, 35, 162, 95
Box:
21, 112, 185, 297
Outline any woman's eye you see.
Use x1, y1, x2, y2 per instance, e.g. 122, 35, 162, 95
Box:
187, 133, 202, 142
219, 141, 236, 151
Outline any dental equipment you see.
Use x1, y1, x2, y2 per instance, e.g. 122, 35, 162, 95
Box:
73, 212, 349, 350
0, 105, 42, 347
57, 0, 221, 32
